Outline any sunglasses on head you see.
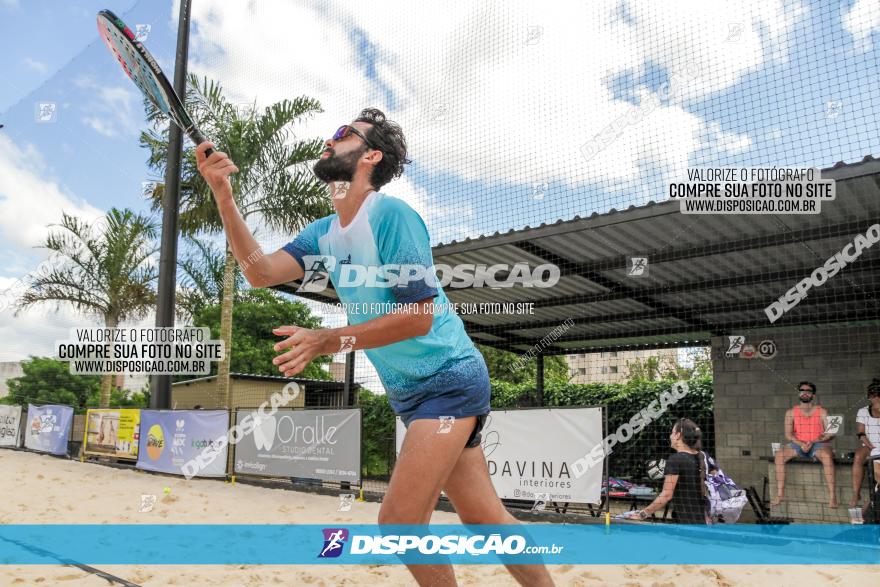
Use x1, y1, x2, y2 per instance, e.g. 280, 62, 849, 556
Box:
331, 124, 376, 148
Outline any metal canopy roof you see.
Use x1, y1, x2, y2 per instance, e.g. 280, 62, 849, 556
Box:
274, 156, 880, 356
171, 372, 351, 389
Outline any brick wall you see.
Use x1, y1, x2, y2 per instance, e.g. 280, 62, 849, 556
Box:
712, 324, 879, 510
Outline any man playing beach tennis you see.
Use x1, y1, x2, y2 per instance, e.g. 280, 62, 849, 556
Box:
195, 108, 553, 586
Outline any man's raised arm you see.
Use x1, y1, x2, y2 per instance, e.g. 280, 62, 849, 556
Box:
195, 142, 304, 288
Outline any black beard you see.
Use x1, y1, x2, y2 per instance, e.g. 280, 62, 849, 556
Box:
799, 396, 813, 403
313, 147, 364, 183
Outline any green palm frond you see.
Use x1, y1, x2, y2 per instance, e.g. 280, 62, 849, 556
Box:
177, 235, 247, 318
15, 208, 159, 325
140, 75, 332, 239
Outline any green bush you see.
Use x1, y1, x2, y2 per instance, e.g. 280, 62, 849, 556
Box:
2, 356, 100, 413
358, 377, 714, 481
493, 377, 714, 478
358, 389, 397, 477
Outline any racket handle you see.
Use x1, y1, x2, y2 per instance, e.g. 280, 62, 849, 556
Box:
189, 127, 214, 157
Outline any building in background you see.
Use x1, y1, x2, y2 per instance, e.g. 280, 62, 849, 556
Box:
171, 372, 357, 409
115, 372, 149, 394
565, 348, 679, 384
325, 359, 347, 382
0, 361, 24, 398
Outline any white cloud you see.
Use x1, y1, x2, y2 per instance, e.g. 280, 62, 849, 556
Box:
0, 135, 162, 363
71, 75, 96, 90
690, 121, 752, 167
380, 175, 474, 245
0, 296, 156, 363
0, 134, 111, 361
74, 79, 140, 139
22, 57, 48, 74
180, 0, 805, 198
82, 116, 117, 138
843, 0, 880, 52
0, 134, 104, 252
767, 128, 783, 142
0, 296, 92, 362
713, 128, 752, 154
97, 86, 136, 112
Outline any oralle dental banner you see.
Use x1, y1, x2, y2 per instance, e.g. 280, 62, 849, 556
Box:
24, 404, 74, 455
136, 410, 228, 477
84, 408, 141, 460
0, 405, 23, 447
396, 408, 604, 504
233, 408, 361, 483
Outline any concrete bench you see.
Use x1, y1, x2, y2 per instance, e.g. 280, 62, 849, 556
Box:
763, 456, 858, 522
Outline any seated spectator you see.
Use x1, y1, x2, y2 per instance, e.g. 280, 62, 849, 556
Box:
634, 418, 709, 524
851, 378, 880, 508
772, 381, 837, 508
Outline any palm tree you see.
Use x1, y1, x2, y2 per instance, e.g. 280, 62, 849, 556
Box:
177, 235, 247, 321
140, 74, 332, 408
15, 209, 160, 407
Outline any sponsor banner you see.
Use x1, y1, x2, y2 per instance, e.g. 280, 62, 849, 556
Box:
136, 410, 228, 477
396, 408, 603, 504
0, 404, 23, 447
24, 404, 74, 455
83, 409, 141, 460
0, 524, 877, 565
233, 408, 360, 483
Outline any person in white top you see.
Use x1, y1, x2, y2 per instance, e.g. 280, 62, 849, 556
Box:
850, 378, 880, 508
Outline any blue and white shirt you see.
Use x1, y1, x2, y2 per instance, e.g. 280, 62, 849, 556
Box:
282, 191, 487, 410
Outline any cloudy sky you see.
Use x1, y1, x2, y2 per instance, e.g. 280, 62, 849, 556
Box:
0, 0, 878, 388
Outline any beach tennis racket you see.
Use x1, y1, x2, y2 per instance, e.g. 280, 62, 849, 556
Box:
96, 9, 213, 156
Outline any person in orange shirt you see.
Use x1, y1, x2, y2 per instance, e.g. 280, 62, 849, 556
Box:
772, 381, 838, 508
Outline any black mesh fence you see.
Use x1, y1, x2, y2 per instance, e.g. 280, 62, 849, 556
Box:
2, 0, 880, 529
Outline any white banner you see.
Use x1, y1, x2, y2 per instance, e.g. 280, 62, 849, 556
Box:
396, 408, 603, 504
0, 405, 22, 447
233, 409, 361, 483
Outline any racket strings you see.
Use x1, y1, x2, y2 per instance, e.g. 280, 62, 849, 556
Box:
98, 18, 174, 121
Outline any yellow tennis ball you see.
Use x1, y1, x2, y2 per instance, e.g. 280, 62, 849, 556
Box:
163, 487, 171, 494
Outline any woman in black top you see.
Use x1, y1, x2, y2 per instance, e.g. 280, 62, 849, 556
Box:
635, 418, 709, 524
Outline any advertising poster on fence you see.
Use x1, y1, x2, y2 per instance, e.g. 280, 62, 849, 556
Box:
233, 408, 361, 483
136, 410, 228, 477
396, 408, 603, 504
0, 405, 23, 447
84, 408, 141, 460
24, 404, 74, 455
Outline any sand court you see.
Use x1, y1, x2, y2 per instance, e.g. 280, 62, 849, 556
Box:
1, 450, 878, 586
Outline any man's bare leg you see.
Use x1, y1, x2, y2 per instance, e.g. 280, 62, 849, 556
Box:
772, 445, 797, 506
815, 446, 838, 508
378, 417, 476, 587
443, 445, 555, 586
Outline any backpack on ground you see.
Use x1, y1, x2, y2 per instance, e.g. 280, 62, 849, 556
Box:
701, 452, 748, 524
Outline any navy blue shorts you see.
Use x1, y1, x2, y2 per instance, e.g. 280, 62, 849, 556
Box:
393, 360, 491, 449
